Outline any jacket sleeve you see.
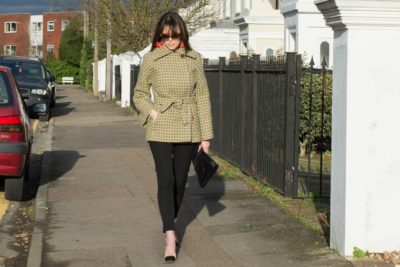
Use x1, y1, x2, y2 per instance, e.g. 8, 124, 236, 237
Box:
194, 55, 214, 140
133, 54, 155, 126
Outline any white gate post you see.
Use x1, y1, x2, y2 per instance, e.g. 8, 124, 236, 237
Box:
315, 0, 400, 256
120, 59, 131, 108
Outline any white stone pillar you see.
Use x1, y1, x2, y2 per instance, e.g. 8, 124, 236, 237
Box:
120, 59, 131, 108
315, 0, 400, 256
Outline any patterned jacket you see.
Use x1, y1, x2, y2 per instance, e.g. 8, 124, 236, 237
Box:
133, 45, 214, 143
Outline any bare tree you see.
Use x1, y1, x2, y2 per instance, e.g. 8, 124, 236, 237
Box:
179, 0, 221, 34
79, 0, 219, 98
124, 0, 220, 51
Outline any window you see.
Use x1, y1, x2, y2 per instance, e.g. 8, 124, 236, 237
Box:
5, 22, 17, 33
47, 21, 55, 31
32, 22, 42, 32
47, 45, 54, 56
244, 0, 250, 10
61, 20, 69, 31
4, 45, 16, 56
320, 41, 330, 66
287, 29, 297, 52
224, 0, 231, 19
31, 45, 43, 57
266, 48, 274, 57
235, 0, 241, 14
0, 72, 12, 106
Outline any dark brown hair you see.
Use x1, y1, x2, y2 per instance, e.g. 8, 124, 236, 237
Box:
151, 12, 192, 52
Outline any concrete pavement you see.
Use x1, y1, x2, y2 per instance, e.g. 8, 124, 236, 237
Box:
29, 85, 353, 267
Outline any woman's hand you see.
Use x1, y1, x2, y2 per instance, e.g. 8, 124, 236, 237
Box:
198, 140, 211, 153
149, 109, 158, 122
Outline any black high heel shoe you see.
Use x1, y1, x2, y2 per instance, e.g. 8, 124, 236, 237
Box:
164, 242, 178, 263
164, 255, 176, 263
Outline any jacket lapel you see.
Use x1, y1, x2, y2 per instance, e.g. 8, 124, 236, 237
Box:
153, 45, 198, 61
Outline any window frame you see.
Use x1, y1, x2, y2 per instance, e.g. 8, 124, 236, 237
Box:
3, 45, 17, 56
4, 22, 17, 33
47, 44, 54, 54
47, 21, 55, 32
32, 21, 43, 32
61, 20, 69, 31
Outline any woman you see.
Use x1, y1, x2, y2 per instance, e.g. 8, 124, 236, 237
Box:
133, 12, 213, 263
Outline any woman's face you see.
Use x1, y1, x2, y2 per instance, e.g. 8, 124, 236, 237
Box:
161, 26, 182, 51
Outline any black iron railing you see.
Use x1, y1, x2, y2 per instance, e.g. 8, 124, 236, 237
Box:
204, 53, 302, 197
298, 57, 332, 198
114, 65, 121, 101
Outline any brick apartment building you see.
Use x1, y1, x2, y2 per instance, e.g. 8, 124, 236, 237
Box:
0, 11, 82, 59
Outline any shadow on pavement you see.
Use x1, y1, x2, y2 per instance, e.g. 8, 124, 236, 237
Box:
51, 102, 74, 117
176, 174, 227, 244
42, 150, 84, 185
20, 150, 82, 201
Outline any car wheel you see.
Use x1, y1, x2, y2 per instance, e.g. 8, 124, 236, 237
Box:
5, 156, 30, 201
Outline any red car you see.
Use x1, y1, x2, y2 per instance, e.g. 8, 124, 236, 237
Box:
0, 66, 33, 201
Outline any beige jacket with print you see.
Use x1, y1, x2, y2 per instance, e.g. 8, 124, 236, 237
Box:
133, 45, 214, 143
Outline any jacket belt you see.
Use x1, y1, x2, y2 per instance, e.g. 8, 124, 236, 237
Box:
155, 96, 196, 125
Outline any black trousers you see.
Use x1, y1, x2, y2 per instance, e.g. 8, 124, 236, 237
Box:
149, 141, 198, 233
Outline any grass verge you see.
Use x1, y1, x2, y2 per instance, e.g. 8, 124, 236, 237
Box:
210, 152, 330, 238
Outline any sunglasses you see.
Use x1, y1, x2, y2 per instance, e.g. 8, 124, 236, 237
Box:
160, 33, 181, 41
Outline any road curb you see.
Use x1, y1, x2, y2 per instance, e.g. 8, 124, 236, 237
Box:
27, 120, 53, 267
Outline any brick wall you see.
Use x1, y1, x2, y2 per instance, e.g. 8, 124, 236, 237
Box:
43, 11, 82, 59
0, 14, 31, 56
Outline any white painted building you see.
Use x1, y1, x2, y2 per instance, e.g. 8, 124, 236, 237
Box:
280, 0, 333, 67
315, 0, 400, 256
180, 0, 283, 58
190, 27, 240, 60
227, 0, 284, 56
30, 15, 43, 57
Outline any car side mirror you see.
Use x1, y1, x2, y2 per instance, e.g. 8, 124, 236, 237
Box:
50, 75, 56, 82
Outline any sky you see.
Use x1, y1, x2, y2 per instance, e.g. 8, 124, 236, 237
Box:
0, 0, 82, 15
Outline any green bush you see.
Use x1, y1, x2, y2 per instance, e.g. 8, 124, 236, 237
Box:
59, 17, 83, 66
353, 247, 367, 258
45, 58, 80, 84
79, 40, 93, 91
299, 68, 332, 154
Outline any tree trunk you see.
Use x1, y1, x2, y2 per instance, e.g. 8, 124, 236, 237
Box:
105, 5, 112, 101
93, 10, 99, 96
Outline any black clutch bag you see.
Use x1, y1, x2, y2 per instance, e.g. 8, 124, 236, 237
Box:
193, 149, 219, 188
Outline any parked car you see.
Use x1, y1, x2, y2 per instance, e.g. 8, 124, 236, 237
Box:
0, 56, 55, 121
0, 66, 33, 201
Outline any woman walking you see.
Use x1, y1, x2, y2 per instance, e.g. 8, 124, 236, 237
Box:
133, 12, 213, 263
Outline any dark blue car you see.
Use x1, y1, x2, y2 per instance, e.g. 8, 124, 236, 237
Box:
0, 56, 55, 121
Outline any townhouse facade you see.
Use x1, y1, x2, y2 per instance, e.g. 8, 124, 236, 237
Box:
210, 0, 284, 57
280, 0, 333, 67
0, 11, 82, 59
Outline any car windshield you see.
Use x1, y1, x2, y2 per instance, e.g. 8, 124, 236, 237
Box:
0, 62, 45, 82
0, 72, 12, 106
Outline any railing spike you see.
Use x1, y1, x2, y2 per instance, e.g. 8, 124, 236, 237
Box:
321, 57, 327, 69
310, 57, 315, 68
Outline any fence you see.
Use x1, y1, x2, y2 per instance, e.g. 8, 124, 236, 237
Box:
298, 58, 332, 198
204, 53, 302, 197
130, 64, 140, 107
115, 65, 121, 101
128, 53, 331, 199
